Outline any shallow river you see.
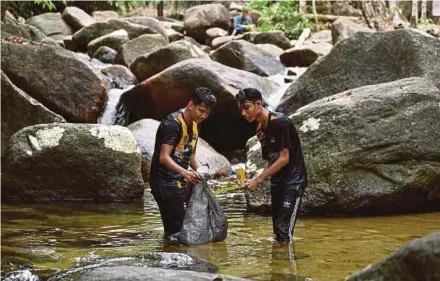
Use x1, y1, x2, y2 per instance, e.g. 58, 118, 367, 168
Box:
2, 192, 439, 281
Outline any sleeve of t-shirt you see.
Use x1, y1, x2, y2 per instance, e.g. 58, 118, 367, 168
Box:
273, 119, 292, 152
162, 120, 180, 146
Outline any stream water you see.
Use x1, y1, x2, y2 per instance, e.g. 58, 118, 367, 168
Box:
2, 191, 439, 281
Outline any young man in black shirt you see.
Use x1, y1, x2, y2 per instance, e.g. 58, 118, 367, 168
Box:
149, 87, 217, 237
236, 88, 307, 242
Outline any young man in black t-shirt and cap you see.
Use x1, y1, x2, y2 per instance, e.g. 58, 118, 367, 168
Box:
236, 88, 307, 242
149, 87, 217, 237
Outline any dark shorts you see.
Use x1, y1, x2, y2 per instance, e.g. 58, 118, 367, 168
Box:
271, 184, 305, 242
151, 183, 193, 236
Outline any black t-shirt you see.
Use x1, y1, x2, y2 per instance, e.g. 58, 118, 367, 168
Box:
149, 110, 194, 197
258, 111, 307, 188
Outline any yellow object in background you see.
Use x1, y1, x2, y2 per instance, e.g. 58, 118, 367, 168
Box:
236, 167, 246, 182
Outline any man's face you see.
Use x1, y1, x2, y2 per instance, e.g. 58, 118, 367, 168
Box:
242, 11, 249, 18
189, 102, 211, 124
239, 100, 260, 123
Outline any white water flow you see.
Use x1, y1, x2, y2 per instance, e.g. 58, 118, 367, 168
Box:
98, 86, 134, 125
266, 67, 308, 111
266, 74, 294, 112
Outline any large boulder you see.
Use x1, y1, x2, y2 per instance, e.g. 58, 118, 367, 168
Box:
241, 31, 291, 50
117, 58, 279, 152
347, 232, 440, 281
128, 119, 231, 183
249, 10, 262, 26
161, 20, 185, 34
278, 29, 440, 114
62, 6, 96, 31
418, 24, 440, 38
1, 123, 145, 202
229, 2, 243, 11
307, 29, 333, 44
295, 77, 440, 214
49, 252, 217, 280
93, 46, 117, 64
211, 35, 234, 49
280, 42, 333, 67
161, 19, 185, 33
205, 27, 228, 45
57, 266, 249, 281
92, 10, 119, 22
247, 78, 440, 215
256, 43, 284, 57
183, 37, 211, 53
130, 40, 209, 81
115, 34, 168, 67
1, 42, 108, 122
1, 72, 65, 156
26, 12, 72, 41
3, 10, 20, 25
210, 40, 285, 76
184, 3, 230, 44
71, 19, 167, 52
1, 22, 47, 41
123, 16, 168, 40
101, 65, 138, 89
165, 28, 184, 42
331, 18, 374, 44
205, 27, 228, 39
87, 29, 129, 57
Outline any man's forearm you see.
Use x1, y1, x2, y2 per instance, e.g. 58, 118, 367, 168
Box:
260, 162, 271, 175
256, 158, 288, 183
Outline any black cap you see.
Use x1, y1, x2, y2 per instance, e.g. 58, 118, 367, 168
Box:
236, 88, 262, 103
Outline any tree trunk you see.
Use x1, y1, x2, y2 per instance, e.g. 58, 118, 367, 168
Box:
389, 0, 397, 11
173, 0, 179, 14
303, 13, 359, 23
361, 0, 393, 31
312, 0, 318, 29
411, 0, 418, 27
421, 0, 427, 22
157, 1, 164, 18
299, 0, 307, 13
360, 0, 373, 29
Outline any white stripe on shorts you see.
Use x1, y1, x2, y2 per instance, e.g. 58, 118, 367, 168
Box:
288, 195, 301, 242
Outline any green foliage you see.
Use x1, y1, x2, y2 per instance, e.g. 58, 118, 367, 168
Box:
243, 0, 268, 12
64, 0, 141, 15
1, 1, 60, 19
419, 17, 433, 25
34, 0, 57, 11
244, 0, 315, 39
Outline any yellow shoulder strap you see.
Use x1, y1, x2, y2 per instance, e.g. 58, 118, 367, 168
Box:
176, 114, 188, 151
191, 121, 198, 149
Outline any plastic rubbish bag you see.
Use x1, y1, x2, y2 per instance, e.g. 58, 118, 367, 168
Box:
177, 177, 228, 245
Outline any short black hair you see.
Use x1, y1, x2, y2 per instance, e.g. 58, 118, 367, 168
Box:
242, 8, 249, 13
190, 87, 217, 111
236, 88, 262, 103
